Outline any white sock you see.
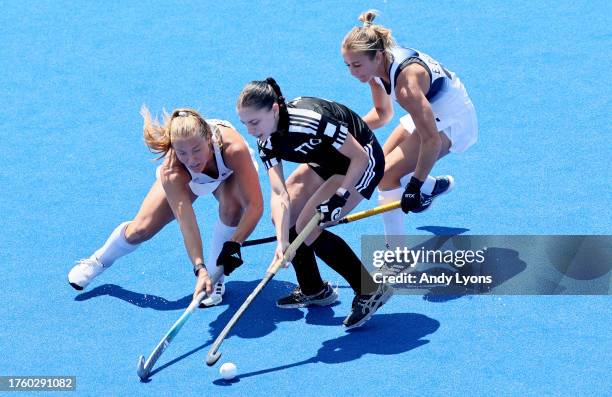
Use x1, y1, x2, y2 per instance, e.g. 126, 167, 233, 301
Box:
93, 221, 139, 267
378, 187, 406, 248
206, 219, 237, 284
399, 173, 437, 194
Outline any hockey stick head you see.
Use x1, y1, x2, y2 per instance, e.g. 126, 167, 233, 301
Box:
136, 354, 148, 380
206, 350, 221, 366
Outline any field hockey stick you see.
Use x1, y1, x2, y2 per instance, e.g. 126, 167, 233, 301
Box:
242, 200, 402, 247
205, 212, 322, 366
136, 266, 224, 380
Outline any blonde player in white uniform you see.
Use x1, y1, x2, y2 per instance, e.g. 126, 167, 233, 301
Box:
342, 10, 478, 242
68, 108, 263, 306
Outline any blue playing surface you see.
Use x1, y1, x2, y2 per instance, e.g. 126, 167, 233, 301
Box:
0, 0, 610, 395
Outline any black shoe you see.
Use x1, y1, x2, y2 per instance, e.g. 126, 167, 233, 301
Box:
413, 175, 455, 213
276, 282, 338, 309
343, 284, 394, 329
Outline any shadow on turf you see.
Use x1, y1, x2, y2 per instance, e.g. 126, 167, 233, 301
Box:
213, 312, 440, 384
419, 246, 527, 302
400, 226, 527, 302
416, 226, 470, 236
74, 284, 193, 310
132, 279, 313, 379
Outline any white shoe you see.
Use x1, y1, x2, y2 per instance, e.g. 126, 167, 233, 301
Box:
68, 257, 107, 290
200, 282, 225, 307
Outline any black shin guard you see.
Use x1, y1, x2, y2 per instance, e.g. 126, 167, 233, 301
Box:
289, 226, 324, 295
311, 230, 378, 295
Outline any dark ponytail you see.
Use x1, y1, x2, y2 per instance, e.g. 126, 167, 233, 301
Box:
265, 77, 287, 111
237, 77, 287, 111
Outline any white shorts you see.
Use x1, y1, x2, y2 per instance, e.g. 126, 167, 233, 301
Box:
399, 76, 478, 154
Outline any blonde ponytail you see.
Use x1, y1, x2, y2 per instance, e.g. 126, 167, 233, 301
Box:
142, 106, 171, 157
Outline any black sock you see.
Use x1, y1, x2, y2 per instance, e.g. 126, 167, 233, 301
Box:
289, 226, 324, 295
311, 230, 378, 295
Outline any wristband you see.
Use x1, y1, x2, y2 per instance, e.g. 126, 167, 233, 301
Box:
193, 262, 207, 277
336, 188, 350, 200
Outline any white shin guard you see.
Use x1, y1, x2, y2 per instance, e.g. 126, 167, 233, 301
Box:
206, 219, 238, 284
378, 187, 406, 248
93, 221, 139, 267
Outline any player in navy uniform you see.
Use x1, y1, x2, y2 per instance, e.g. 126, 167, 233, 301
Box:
68, 108, 263, 306
342, 10, 478, 243
237, 78, 393, 329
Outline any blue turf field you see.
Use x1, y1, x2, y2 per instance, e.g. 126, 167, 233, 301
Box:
1, 1, 610, 395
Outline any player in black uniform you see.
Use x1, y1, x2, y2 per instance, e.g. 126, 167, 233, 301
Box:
237, 77, 393, 329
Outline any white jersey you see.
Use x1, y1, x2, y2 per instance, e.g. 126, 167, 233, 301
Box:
186, 119, 235, 196
156, 119, 257, 196
374, 47, 478, 154
374, 46, 455, 102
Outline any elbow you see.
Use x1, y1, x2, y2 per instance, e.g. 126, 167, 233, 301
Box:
271, 189, 290, 207
279, 190, 290, 206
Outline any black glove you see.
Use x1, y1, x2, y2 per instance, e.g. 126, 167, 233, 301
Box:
217, 241, 243, 276
316, 192, 348, 224
401, 176, 424, 214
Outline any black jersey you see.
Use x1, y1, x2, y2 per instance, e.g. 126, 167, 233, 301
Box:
258, 97, 376, 174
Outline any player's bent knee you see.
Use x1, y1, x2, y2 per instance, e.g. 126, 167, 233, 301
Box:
379, 170, 403, 190
287, 183, 307, 198
125, 219, 158, 244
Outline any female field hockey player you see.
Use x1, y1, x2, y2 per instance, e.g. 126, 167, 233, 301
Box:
342, 10, 478, 240
68, 108, 263, 306
237, 78, 393, 329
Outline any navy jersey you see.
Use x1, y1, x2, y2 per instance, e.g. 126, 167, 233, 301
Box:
258, 97, 376, 174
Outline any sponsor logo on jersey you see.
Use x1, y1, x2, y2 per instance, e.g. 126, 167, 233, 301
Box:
294, 138, 322, 154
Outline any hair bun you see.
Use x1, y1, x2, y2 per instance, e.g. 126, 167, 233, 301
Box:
358, 9, 378, 28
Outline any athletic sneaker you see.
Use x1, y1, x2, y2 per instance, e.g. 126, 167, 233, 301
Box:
276, 281, 338, 309
200, 282, 225, 307
413, 175, 455, 213
343, 283, 394, 330
68, 256, 107, 290
379, 259, 411, 277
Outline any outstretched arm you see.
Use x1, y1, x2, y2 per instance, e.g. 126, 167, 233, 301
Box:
159, 149, 212, 296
